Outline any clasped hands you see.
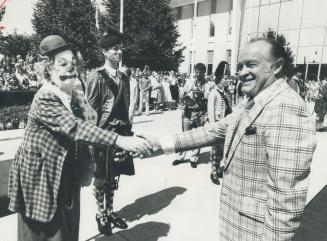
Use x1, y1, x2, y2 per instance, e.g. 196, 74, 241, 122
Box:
115, 133, 161, 158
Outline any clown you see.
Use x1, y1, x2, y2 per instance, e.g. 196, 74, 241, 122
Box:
8, 35, 152, 241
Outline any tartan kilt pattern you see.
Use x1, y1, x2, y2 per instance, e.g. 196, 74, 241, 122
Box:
174, 79, 317, 241
8, 88, 118, 222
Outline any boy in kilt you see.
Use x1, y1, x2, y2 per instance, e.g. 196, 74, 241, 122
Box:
86, 27, 134, 236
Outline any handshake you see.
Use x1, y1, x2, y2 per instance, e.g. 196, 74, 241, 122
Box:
115, 133, 162, 158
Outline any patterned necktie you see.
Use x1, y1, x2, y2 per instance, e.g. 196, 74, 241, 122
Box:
70, 91, 97, 125
70, 94, 84, 120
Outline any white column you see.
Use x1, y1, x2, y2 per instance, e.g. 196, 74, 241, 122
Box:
119, 0, 124, 67
318, 23, 327, 80
295, 0, 305, 66
247, 0, 253, 41
191, 0, 198, 75
231, 0, 242, 75
120, 0, 124, 33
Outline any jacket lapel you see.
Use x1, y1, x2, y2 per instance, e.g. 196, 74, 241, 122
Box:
224, 79, 290, 171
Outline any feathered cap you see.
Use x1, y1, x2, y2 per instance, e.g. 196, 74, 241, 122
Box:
99, 26, 123, 49
214, 61, 230, 80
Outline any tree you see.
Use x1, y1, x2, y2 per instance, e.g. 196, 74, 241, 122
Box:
264, 28, 294, 78
32, 0, 103, 69
0, 7, 6, 32
0, 32, 38, 59
0, 7, 5, 21
101, 0, 185, 71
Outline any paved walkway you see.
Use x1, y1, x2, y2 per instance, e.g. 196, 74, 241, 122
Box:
0, 108, 326, 241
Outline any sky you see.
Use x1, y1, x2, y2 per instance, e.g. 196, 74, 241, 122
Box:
1, 0, 36, 35
0, 0, 105, 35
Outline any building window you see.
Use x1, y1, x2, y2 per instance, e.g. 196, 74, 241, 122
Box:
176, 6, 182, 20
210, 21, 215, 37
198, 0, 210, 17
207, 50, 214, 75
180, 4, 194, 20
211, 0, 217, 14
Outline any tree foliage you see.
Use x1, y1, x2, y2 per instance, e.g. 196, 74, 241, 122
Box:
264, 28, 294, 78
0, 7, 5, 21
101, 0, 185, 71
0, 32, 39, 59
32, 0, 103, 69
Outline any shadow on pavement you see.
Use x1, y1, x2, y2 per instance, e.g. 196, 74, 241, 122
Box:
0, 159, 13, 217
293, 185, 327, 241
117, 186, 186, 222
197, 151, 211, 165
95, 221, 170, 241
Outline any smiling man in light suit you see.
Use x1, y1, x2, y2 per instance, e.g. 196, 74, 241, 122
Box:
142, 38, 317, 241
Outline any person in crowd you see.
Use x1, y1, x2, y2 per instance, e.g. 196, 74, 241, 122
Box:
207, 61, 232, 185
177, 73, 187, 104
128, 68, 139, 124
312, 80, 320, 101
0, 72, 5, 90
15, 63, 28, 86
161, 73, 173, 110
225, 77, 234, 106
314, 80, 327, 131
21, 78, 30, 90
204, 75, 215, 100
86, 27, 136, 236
8, 35, 151, 241
149, 71, 162, 111
5, 74, 21, 90
173, 63, 208, 168
141, 38, 317, 241
138, 67, 151, 115
0, 67, 5, 80
168, 70, 179, 106
288, 66, 305, 98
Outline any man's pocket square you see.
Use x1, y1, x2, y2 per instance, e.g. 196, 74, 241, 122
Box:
245, 126, 257, 135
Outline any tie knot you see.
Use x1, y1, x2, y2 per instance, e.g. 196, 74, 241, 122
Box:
244, 98, 255, 109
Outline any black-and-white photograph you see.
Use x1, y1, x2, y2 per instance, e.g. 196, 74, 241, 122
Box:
0, 0, 327, 240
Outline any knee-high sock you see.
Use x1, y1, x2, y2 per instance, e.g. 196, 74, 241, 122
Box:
104, 180, 116, 214
93, 184, 106, 216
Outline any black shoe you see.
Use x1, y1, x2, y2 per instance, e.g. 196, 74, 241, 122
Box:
210, 173, 220, 185
96, 214, 112, 236
190, 162, 197, 168
108, 212, 128, 229
172, 159, 183, 166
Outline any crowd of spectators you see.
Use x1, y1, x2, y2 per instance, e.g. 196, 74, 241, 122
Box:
0, 54, 43, 91
305, 79, 327, 102
2, 57, 326, 131
0, 61, 244, 130
128, 66, 243, 118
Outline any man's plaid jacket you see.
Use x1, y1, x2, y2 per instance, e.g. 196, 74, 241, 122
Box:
172, 79, 317, 241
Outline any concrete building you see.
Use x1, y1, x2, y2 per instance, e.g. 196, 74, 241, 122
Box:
171, 0, 327, 80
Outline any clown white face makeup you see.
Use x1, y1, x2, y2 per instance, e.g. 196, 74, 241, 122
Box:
49, 50, 82, 95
